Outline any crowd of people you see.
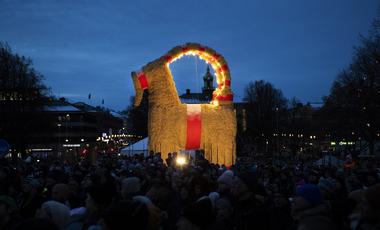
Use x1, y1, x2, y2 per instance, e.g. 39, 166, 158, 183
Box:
0, 151, 379, 230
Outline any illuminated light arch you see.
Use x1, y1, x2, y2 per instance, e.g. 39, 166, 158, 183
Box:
162, 43, 234, 105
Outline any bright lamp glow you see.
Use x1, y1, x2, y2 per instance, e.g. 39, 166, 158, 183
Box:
177, 157, 186, 165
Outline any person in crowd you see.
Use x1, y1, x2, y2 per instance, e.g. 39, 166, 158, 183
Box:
51, 183, 70, 204
154, 180, 182, 230
343, 155, 356, 172
35, 200, 70, 230
262, 169, 274, 186
347, 189, 366, 230
44, 170, 64, 200
216, 198, 232, 226
289, 183, 334, 230
354, 183, 380, 230
318, 178, 335, 200
176, 198, 226, 230
230, 170, 270, 230
366, 170, 379, 187
268, 190, 292, 230
0, 195, 22, 230
178, 182, 193, 207
189, 175, 212, 201
82, 181, 116, 230
332, 176, 348, 201
216, 170, 233, 199
121, 177, 142, 200
17, 175, 46, 219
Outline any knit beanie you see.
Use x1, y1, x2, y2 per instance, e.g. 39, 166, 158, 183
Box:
22, 175, 43, 188
87, 173, 101, 185
294, 184, 323, 206
42, 201, 70, 229
364, 183, 380, 210
122, 177, 141, 196
318, 178, 334, 194
216, 198, 232, 211
182, 198, 216, 229
217, 170, 233, 186
235, 171, 258, 193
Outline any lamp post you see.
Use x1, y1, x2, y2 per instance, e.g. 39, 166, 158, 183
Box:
276, 108, 279, 161
65, 114, 70, 143
58, 124, 61, 156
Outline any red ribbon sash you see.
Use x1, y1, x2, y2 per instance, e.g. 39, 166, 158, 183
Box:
136, 69, 148, 90
186, 104, 202, 150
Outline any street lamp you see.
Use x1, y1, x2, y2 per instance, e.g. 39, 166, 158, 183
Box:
276, 108, 279, 161
58, 124, 61, 155
65, 114, 70, 142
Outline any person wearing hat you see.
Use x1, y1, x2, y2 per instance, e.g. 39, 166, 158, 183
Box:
176, 198, 226, 230
51, 183, 70, 204
291, 183, 334, 229
84, 173, 101, 189
217, 170, 233, 198
35, 200, 70, 229
216, 198, 232, 225
0, 195, 22, 230
355, 183, 380, 230
318, 178, 335, 200
17, 176, 46, 219
230, 171, 270, 230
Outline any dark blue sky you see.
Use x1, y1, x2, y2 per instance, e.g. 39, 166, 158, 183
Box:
1, 0, 379, 111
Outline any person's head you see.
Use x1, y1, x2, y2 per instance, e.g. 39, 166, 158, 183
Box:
84, 173, 101, 188
217, 170, 233, 193
176, 198, 216, 230
292, 184, 323, 212
121, 177, 140, 198
154, 180, 172, 201
179, 183, 190, 201
21, 176, 41, 193
216, 198, 231, 220
360, 183, 380, 223
274, 190, 291, 208
232, 171, 258, 200
51, 183, 69, 204
36, 201, 70, 229
318, 178, 334, 198
86, 181, 116, 216
46, 170, 62, 187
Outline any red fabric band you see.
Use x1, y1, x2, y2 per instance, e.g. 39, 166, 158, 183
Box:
164, 54, 172, 63
136, 69, 148, 90
182, 45, 188, 53
212, 94, 233, 101
224, 80, 231, 87
221, 64, 229, 71
186, 104, 202, 150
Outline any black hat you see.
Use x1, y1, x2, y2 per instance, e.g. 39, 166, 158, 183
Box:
182, 199, 216, 229
235, 171, 258, 193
